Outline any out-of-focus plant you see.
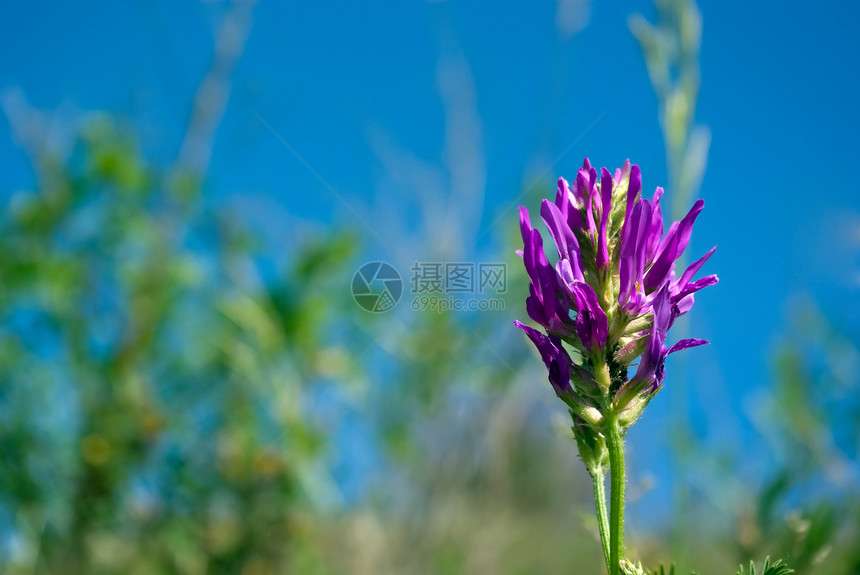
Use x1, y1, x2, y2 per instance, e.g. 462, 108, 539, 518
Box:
630, 0, 709, 218
0, 110, 361, 574
734, 301, 860, 574
627, 3, 857, 574
645, 300, 860, 575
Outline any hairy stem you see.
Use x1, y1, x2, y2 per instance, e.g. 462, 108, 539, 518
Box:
592, 468, 611, 573
606, 417, 626, 575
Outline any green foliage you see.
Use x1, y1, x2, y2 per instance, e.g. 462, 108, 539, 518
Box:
621, 559, 679, 575
622, 556, 795, 575
725, 303, 859, 575
0, 106, 606, 575
0, 116, 362, 573
735, 557, 794, 575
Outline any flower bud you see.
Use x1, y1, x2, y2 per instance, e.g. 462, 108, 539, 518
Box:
571, 413, 608, 475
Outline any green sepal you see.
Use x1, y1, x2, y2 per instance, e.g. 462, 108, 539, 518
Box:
570, 410, 608, 474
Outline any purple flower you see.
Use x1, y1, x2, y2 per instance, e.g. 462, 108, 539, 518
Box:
618, 192, 653, 316
669, 246, 719, 317
617, 190, 718, 319
518, 207, 568, 333
644, 199, 704, 292
595, 168, 613, 270
541, 199, 584, 281
514, 157, 717, 428
619, 286, 708, 400
514, 320, 573, 397
562, 278, 608, 351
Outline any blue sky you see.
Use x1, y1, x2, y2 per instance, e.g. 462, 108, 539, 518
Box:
2, 0, 859, 521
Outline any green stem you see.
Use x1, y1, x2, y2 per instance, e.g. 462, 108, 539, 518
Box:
606, 417, 626, 575
592, 468, 611, 573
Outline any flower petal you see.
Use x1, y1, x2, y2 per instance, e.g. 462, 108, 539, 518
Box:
541, 199, 585, 280
514, 320, 572, 396
618, 198, 652, 312
672, 274, 719, 303
568, 281, 608, 350
667, 338, 709, 355
596, 168, 613, 269
677, 246, 716, 288
644, 199, 705, 291
624, 164, 642, 223
644, 186, 664, 262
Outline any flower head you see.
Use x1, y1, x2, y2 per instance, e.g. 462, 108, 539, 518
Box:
515, 158, 717, 435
